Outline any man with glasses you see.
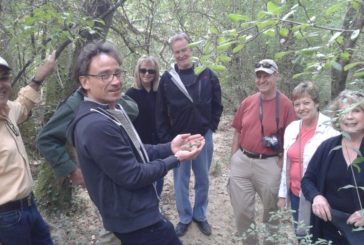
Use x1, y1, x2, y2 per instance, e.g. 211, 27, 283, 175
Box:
156, 33, 223, 237
0, 53, 56, 244
66, 40, 206, 244
36, 46, 139, 245
228, 59, 295, 244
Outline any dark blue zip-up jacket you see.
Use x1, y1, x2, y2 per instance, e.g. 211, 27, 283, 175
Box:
66, 100, 179, 233
156, 65, 223, 143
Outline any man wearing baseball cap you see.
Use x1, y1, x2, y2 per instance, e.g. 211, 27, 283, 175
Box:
0, 53, 56, 244
228, 59, 295, 244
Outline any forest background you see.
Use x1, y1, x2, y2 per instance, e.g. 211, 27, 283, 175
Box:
0, 0, 363, 244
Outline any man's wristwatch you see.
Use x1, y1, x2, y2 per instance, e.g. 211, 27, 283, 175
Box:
31, 77, 43, 85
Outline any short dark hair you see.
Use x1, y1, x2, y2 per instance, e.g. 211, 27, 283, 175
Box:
73, 40, 122, 83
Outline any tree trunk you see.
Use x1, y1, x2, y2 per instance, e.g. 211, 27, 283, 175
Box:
331, 1, 364, 99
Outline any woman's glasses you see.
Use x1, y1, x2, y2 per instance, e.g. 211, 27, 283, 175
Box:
139, 68, 156, 75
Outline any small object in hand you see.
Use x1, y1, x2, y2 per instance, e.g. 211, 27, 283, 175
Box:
181, 140, 202, 152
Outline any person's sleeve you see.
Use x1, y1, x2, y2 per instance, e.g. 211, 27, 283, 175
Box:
82, 120, 178, 190
232, 100, 245, 131
301, 143, 327, 202
36, 98, 79, 178
14, 85, 41, 123
144, 142, 178, 171
279, 123, 294, 198
155, 75, 172, 143
210, 72, 224, 132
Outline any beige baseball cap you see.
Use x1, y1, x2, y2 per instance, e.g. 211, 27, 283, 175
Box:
0, 56, 11, 70
255, 59, 278, 74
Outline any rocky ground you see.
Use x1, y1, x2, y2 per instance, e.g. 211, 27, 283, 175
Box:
41, 115, 295, 245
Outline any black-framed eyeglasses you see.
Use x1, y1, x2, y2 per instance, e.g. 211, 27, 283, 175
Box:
84, 69, 126, 83
255, 62, 275, 69
139, 68, 156, 75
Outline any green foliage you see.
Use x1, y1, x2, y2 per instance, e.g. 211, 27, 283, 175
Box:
235, 208, 331, 244
34, 163, 72, 213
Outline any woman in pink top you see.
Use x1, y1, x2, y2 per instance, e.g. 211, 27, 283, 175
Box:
277, 81, 339, 237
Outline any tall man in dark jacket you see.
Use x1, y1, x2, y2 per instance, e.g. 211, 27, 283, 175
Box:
156, 33, 224, 237
66, 40, 205, 245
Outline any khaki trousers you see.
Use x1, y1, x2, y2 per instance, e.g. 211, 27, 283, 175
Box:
228, 149, 281, 245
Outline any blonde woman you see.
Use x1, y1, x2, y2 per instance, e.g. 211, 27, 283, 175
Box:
126, 55, 163, 194
302, 90, 364, 244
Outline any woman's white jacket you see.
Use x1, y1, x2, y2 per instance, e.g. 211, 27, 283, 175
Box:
278, 112, 339, 200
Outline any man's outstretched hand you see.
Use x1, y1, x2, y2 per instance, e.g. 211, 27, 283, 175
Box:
171, 134, 205, 162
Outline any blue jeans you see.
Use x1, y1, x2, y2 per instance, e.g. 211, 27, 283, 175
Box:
173, 129, 213, 224
114, 216, 182, 245
0, 200, 53, 245
289, 190, 299, 228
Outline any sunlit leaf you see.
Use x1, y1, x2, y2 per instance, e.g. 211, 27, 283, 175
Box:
203, 40, 212, 53
279, 28, 289, 37
209, 26, 219, 35
217, 41, 237, 51
232, 44, 244, 53
352, 0, 360, 10
217, 55, 232, 63
267, 1, 284, 15
353, 71, 364, 78
340, 52, 350, 62
256, 19, 278, 29
209, 64, 226, 72
275, 51, 291, 60
325, 2, 344, 16
352, 156, 364, 165
194, 66, 205, 75
327, 32, 342, 46
263, 29, 275, 37
344, 62, 364, 71
245, 35, 253, 41
228, 14, 250, 22
292, 73, 305, 79
298, 46, 321, 55
281, 10, 295, 21
188, 40, 204, 48
222, 29, 238, 37
351, 29, 360, 40
257, 11, 267, 19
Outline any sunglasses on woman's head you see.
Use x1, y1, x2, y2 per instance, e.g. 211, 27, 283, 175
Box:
139, 68, 156, 75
